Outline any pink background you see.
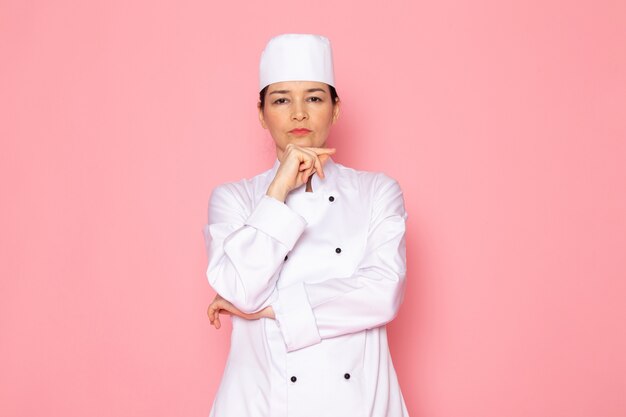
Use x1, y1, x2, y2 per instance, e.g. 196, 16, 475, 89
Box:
1, 0, 625, 416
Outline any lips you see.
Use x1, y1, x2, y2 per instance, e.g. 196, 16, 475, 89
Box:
289, 128, 311, 135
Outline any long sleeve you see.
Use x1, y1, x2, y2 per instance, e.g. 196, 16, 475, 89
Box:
202, 183, 308, 313
271, 174, 408, 352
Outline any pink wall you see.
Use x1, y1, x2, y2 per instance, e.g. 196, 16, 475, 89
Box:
1, 0, 625, 416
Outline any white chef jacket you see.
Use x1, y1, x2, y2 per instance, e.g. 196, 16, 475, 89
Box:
202, 156, 410, 417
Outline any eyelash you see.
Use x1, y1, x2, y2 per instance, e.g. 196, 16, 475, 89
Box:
272, 97, 323, 105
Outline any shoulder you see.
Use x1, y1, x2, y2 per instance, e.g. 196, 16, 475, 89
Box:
208, 167, 274, 221
335, 162, 407, 221
334, 161, 404, 198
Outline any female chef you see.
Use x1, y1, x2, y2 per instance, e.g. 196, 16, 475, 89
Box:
202, 33, 410, 417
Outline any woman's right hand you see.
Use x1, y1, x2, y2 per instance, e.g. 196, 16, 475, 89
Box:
267, 144, 336, 202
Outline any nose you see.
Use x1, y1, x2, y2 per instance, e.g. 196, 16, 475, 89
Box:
291, 102, 308, 121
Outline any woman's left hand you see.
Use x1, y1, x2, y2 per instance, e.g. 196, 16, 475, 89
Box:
207, 294, 275, 329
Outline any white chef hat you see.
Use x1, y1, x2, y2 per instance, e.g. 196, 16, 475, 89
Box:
259, 33, 335, 92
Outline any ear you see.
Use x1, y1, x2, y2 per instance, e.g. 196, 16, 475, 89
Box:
258, 102, 267, 129
331, 98, 341, 124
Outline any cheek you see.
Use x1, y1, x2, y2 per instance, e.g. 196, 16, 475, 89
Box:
316, 108, 335, 128
263, 111, 284, 130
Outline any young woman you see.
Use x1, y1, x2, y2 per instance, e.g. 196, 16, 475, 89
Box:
202, 33, 410, 417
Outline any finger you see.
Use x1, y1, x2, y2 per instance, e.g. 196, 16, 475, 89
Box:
306, 147, 336, 156
300, 148, 324, 179
314, 155, 324, 179
306, 152, 323, 179
298, 170, 308, 185
300, 166, 314, 184
209, 303, 224, 321
297, 161, 314, 184
298, 157, 313, 172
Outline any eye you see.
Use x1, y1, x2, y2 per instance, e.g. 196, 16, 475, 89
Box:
273, 98, 289, 104
307, 96, 323, 102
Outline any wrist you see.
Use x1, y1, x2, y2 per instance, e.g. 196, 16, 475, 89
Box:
266, 182, 289, 202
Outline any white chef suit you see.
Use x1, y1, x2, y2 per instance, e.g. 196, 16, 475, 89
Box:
202, 156, 410, 417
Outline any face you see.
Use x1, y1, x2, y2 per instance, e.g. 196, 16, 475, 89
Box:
258, 80, 340, 161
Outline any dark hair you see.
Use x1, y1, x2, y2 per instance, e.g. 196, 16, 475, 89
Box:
259, 84, 339, 109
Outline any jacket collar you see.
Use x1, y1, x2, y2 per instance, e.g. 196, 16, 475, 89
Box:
269, 155, 338, 195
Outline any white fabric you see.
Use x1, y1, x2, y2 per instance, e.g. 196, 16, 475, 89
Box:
202, 157, 410, 417
259, 33, 335, 91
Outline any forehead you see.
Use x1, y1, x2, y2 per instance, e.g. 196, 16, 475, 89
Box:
267, 80, 329, 93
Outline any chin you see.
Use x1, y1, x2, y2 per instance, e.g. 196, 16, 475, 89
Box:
291, 137, 314, 145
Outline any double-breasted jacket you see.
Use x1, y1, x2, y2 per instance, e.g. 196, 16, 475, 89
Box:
203, 156, 410, 417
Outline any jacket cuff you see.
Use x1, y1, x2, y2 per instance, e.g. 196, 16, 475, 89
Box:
272, 282, 321, 352
244, 195, 308, 250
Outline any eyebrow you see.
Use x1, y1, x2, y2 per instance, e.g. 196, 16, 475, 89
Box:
269, 88, 327, 95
